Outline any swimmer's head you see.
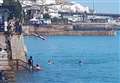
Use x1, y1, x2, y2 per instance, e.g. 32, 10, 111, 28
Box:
36, 64, 39, 66
48, 60, 54, 64
30, 56, 32, 59
79, 60, 82, 63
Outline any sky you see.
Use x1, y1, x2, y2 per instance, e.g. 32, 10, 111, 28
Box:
69, 0, 120, 14
0, 0, 3, 4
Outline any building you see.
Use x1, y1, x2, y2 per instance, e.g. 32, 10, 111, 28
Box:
0, 0, 3, 5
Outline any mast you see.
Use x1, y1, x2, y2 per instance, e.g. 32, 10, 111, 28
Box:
93, 0, 95, 13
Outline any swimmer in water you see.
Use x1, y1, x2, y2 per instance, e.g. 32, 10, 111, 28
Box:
79, 60, 82, 64
34, 64, 43, 71
48, 60, 54, 64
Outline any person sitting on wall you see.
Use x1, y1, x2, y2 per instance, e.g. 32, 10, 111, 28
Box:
7, 18, 16, 36
15, 19, 22, 35
0, 48, 7, 58
7, 21, 13, 34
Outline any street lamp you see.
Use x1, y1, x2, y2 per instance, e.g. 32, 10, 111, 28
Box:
93, 0, 95, 13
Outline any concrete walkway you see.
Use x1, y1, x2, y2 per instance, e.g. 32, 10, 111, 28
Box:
11, 35, 27, 61
0, 33, 27, 70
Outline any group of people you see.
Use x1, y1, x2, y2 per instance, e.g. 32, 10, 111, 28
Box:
28, 56, 42, 71
7, 17, 22, 35
27, 56, 83, 72
27, 56, 54, 71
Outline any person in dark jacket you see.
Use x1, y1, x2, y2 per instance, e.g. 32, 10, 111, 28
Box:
28, 56, 33, 70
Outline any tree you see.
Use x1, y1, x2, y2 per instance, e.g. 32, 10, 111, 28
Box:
43, 13, 51, 20
31, 0, 37, 2
3, 0, 22, 20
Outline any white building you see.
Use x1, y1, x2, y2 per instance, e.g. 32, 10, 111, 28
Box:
0, 0, 3, 5
20, 0, 91, 23
20, 0, 90, 13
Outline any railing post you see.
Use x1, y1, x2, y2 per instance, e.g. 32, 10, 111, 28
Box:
16, 59, 19, 70
13, 59, 30, 71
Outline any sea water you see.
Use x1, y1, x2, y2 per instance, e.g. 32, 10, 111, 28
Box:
16, 32, 120, 83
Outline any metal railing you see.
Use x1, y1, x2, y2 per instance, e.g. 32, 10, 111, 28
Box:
0, 58, 32, 71
10, 59, 30, 71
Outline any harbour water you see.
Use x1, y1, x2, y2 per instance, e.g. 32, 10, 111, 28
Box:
17, 32, 120, 83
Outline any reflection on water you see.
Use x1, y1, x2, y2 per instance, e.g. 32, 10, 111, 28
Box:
17, 33, 120, 83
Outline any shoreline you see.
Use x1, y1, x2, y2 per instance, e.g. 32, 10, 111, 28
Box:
23, 25, 117, 36
24, 30, 116, 36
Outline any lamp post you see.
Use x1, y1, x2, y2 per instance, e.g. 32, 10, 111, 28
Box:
93, 0, 95, 13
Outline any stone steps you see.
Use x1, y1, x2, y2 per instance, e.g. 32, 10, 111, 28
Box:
4, 70, 16, 83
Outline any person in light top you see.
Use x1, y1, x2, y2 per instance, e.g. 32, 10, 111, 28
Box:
34, 64, 42, 71
36, 64, 41, 70
0, 48, 7, 58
